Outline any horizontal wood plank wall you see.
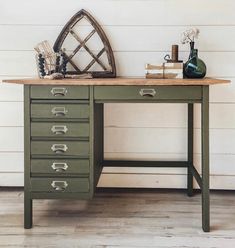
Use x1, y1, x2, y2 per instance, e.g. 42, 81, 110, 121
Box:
1, 0, 235, 189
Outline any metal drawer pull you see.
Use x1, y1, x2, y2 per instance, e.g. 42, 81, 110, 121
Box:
51, 87, 67, 96
51, 125, 68, 135
139, 88, 156, 97
51, 162, 68, 172
51, 181, 68, 191
51, 107, 68, 116
51, 144, 68, 154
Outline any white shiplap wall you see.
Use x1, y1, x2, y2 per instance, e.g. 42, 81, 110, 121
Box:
1, 0, 235, 189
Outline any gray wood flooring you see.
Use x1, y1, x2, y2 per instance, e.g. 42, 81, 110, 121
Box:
0, 188, 235, 248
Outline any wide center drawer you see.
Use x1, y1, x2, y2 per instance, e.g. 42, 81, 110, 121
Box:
31, 159, 89, 175
31, 122, 89, 138
31, 178, 89, 193
94, 86, 202, 101
31, 141, 89, 157
31, 103, 89, 119
31, 86, 89, 99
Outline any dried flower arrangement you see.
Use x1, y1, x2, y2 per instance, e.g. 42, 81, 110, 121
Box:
181, 28, 200, 44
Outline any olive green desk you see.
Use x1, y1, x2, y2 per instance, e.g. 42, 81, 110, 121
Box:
3, 77, 230, 232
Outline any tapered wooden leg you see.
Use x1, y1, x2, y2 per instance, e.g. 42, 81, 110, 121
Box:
187, 103, 194, 197
201, 86, 210, 232
24, 193, 32, 229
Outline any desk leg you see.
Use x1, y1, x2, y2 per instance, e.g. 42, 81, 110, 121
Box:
24, 85, 32, 229
201, 86, 210, 232
187, 103, 194, 197
24, 193, 32, 229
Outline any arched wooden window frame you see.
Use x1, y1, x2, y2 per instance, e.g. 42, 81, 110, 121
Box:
53, 9, 116, 78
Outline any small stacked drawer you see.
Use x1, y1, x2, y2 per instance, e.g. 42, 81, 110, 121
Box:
30, 86, 91, 194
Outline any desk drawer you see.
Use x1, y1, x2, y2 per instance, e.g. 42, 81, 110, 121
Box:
31, 141, 89, 156
31, 104, 89, 119
31, 178, 89, 193
31, 159, 89, 175
31, 86, 89, 99
31, 122, 89, 138
94, 86, 202, 100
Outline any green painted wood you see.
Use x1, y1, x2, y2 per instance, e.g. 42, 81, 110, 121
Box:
31, 85, 89, 99
31, 141, 89, 156
102, 160, 188, 167
201, 85, 210, 232
94, 103, 104, 187
190, 165, 203, 189
24, 85, 32, 229
94, 86, 202, 101
31, 155, 89, 159
31, 103, 89, 119
187, 104, 194, 197
31, 100, 89, 104
31, 159, 89, 175
31, 178, 89, 193
95, 99, 202, 104
22, 84, 211, 231
31, 122, 89, 138
24, 194, 32, 229
31, 119, 88, 123
89, 86, 95, 197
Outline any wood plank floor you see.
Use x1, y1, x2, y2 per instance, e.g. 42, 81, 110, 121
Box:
0, 188, 235, 248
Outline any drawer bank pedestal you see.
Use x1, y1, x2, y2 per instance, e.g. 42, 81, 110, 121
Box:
3, 77, 230, 232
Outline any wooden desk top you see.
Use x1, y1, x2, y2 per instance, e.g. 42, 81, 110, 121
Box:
3, 77, 230, 86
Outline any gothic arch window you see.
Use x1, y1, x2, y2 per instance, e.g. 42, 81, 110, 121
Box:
53, 9, 116, 78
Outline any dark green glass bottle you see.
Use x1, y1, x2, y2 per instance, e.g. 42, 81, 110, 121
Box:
183, 42, 206, 78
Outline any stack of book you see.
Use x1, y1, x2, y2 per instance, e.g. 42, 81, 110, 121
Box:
145, 62, 183, 79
